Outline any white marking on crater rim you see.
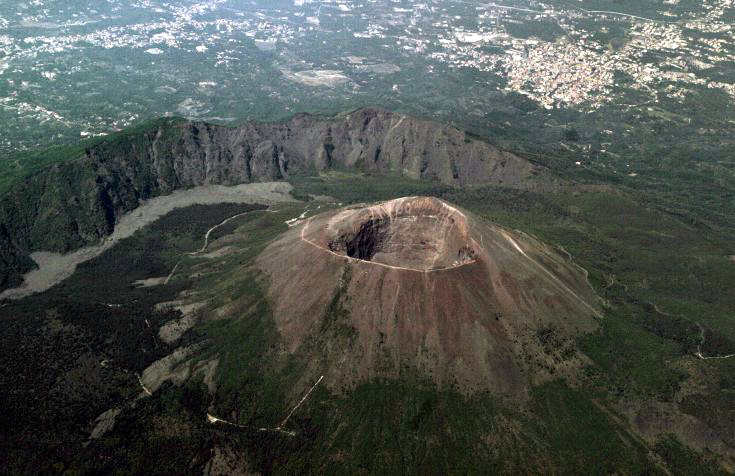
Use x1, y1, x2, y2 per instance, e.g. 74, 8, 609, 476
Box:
300, 197, 476, 273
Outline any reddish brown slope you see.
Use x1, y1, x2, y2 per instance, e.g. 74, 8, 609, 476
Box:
256, 197, 602, 398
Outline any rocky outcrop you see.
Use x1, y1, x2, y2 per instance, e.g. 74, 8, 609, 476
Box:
0, 107, 557, 291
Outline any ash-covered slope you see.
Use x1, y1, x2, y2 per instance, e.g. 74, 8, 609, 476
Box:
0, 108, 554, 290
256, 197, 601, 397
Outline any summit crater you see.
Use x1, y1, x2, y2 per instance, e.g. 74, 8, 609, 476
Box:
317, 197, 476, 271
255, 197, 602, 398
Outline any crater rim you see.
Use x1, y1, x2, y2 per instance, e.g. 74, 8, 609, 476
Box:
312, 197, 477, 272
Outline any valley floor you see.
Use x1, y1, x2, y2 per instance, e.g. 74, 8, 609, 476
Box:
0, 182, 294, 300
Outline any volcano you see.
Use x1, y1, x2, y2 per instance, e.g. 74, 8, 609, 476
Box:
256, 197, 602, 397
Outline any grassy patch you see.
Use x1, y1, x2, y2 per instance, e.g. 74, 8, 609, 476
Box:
527, 380, 658, 475
654, 434, 727, 476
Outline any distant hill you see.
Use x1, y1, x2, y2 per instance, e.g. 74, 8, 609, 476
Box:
0, 107, 558, 291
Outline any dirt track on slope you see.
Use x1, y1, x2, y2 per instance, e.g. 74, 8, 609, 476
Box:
0, 182, 294, 300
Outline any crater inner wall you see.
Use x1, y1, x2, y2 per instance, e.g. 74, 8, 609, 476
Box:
323, 197, 476, 271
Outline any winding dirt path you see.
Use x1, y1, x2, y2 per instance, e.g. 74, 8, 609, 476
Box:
650, 303, 735, 361
191, 209, 265, 255
285, 207, 311, 227
695, 322, 735, 360
165, 208, 276, 285
1, 182, 294, 300
277, 375, 324, 429
207, 375, 324, 437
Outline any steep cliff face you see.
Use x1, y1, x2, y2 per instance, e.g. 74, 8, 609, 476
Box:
170, 108, 546, 188
0, 107, 557, 291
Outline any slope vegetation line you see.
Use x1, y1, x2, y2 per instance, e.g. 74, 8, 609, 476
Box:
500, 230, 603, 319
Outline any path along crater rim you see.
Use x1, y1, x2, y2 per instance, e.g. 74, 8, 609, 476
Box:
301, 197, 479, 272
